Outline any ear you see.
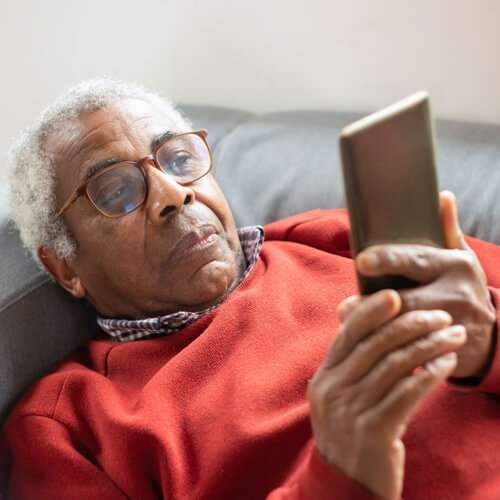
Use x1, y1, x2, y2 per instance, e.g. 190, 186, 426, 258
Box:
37, 246, 86, 298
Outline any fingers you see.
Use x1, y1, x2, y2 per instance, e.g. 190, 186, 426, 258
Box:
355, 191, 471, 285
337, 295, 361, 322
325, 290, 401, 369
364, 352, 457, 438
439, 191, 468, 250
397, 282, 470, 316
356, 244, 477, 285
335, 310, 453, 385
396, 282, 447, 315
352, 324, 465, 413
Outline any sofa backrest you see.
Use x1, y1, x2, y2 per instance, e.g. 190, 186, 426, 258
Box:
1, 104, 500, 423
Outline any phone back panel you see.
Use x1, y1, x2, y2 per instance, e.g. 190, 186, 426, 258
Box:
339, 92, 445, 294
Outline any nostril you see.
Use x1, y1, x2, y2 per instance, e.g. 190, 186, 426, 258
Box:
159, 205, 176, 218
184, 194, 192, 205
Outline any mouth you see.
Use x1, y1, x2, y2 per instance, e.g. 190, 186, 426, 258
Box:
169, 224, 219, 264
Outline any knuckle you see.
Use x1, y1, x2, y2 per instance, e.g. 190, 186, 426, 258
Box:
379, 248, 398, 268
329, 326, 353, 363
401, 293, 419, 313
308, 370, 347, 406
398, 375, 420, 395
306, 376, 319, 398
402, 310, 432, 329
355, 412, 375, 433
355, 337, 372, 356
360, 330, 390, 359
413, 249, 430, 270
387, 349, 409, 368
410, 332, 443, 358
307, 376, 328, 402
368, 329, 389, 352
335, 323, 348, 341
396, 370, 434, 401
456, 251, 476, 273
417, 368, 435, 384
385, 315, 416, 341
391, 311, 436, 339
332, 326, 349, 353
454, 282, 473, 305
406, 372, 431, 397
414, 335, 435, 352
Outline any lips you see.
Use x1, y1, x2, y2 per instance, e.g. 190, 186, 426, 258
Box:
169, 224, 218, 263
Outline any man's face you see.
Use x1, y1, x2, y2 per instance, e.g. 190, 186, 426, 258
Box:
47, 99, 245, 319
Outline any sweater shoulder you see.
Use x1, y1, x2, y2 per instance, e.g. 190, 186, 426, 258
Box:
5, 339, 116, 422
263, 208, 351, 257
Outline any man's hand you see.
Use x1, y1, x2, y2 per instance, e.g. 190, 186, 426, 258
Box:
354, 192, 496, 379
308, 290, 465, 500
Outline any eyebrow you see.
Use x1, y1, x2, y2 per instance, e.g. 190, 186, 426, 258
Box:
81, 157, 126, 183
80, 130, 176, 183
151, 130, 176, 151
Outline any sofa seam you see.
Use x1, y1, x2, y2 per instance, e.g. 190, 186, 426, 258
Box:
0, 276, 50, 314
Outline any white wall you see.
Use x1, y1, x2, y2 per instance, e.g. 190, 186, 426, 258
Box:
1, 0, 500, 214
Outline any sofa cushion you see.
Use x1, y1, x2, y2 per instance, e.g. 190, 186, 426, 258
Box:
1, 103, 500, 424
212, 110, 500, 244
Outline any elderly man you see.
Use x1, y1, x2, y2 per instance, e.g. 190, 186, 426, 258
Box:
2, 79, 500, 500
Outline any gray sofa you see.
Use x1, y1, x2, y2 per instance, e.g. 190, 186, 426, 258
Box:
1, 104, 500, 425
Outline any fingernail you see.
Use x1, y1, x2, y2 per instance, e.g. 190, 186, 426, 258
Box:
433, 326, 465, 341
426, 352, 457, 373
434, 311, 452, 324
434, 352, 457, 368
385, 290, 401, 310
448, 325, 466, 338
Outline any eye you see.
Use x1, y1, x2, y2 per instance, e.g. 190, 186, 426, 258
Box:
87, 163, 146, 216
168, 153, 190, 174
97, 182, 128, 206
162, 151, 199, 178
91, 173, 130, 204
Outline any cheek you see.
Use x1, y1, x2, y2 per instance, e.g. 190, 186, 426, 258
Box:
71, 213, 144, 276
195, 176, 238, 235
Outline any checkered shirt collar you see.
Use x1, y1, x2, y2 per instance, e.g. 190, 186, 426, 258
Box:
97, 225, 264, 342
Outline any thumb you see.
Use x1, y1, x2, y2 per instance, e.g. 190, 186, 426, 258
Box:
439, 191, 468, 250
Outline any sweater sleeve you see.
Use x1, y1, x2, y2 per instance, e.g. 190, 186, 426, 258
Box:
266, 447, 381, 500
2, 414, 129, 500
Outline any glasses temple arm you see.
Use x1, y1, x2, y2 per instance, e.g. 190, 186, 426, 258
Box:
55, 191, 80, 218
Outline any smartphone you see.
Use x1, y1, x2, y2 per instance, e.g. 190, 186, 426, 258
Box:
339, 91, 445, 295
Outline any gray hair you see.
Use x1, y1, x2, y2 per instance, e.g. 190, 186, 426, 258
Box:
8, 78, 191, 265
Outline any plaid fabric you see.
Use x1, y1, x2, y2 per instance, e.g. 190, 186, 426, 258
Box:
97, 226, 264, 342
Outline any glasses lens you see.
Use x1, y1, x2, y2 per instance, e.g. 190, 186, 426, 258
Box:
87, 163, 146, 217
156, 133, 210, 183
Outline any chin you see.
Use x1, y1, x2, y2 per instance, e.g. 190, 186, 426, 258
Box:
186, 260, 237, 307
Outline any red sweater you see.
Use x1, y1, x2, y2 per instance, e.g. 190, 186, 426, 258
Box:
3, 209, 500, 500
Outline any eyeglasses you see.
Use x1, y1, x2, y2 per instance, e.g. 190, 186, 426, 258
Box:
56, 130, 212, 219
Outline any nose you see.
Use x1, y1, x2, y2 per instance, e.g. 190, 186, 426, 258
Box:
144, 162, 195, 224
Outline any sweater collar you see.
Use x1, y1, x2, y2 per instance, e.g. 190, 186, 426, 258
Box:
97, 225, 264, 342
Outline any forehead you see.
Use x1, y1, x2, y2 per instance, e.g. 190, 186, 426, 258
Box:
49, 98, 182, 183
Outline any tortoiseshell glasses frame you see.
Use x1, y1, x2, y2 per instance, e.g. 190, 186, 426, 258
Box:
55, 130, 212, 219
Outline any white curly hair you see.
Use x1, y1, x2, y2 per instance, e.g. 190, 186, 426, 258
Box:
8, 78, 191, 266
